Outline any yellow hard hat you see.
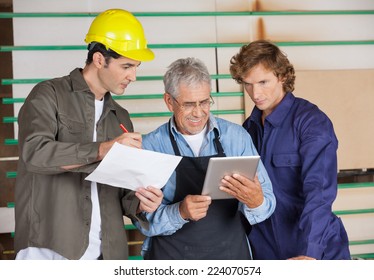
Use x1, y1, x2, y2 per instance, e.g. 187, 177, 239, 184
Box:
85, 9, 154, 61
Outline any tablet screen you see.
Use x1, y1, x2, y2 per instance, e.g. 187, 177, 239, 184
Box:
201, 156, 260, 199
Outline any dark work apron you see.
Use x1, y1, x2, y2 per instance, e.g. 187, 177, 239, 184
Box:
147, 122, 251, 260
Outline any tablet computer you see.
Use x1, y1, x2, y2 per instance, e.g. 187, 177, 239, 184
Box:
201, 156, 260, 200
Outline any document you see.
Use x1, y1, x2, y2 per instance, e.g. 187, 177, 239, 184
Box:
0, 207, 15, 233
85, 142, 182, 190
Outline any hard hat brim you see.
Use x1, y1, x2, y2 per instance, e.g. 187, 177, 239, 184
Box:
118, 48, 155, 62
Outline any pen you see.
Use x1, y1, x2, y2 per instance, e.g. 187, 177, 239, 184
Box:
120, 124, 128, 133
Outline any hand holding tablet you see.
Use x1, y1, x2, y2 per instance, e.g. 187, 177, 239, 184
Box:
201, 156, 260, 199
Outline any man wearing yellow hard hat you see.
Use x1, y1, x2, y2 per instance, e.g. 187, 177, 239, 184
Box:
14, 9, 163, 260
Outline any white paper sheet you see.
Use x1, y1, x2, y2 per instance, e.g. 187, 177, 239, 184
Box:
0, 207, 15, 233
85, 142, 182, 190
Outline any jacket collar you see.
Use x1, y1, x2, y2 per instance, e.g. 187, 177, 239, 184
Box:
69, 68, 116, 111
250, 92, 295, 127
70, 68, 90, 93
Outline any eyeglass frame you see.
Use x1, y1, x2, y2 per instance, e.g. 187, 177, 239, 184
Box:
171, 95, 215, 112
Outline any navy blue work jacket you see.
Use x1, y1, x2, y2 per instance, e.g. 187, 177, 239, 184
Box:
243, 92, 350, 260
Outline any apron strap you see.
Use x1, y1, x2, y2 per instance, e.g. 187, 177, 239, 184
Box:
168, 119, 181, 156
212, 128, 225, 156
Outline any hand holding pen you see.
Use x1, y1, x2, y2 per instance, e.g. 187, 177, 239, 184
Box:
96, 124, 142, 161
118, 123, 142, 149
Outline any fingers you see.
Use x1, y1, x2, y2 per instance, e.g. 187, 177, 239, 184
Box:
136, 186, 163, 213
116, 132, 142, 149
97, 133, 142, 160
179, 195, 212, 221
220, 173, 264, 208
288, 255, 316, 260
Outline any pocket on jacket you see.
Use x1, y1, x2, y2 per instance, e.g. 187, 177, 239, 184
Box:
272, 153, 301, 167
58, 114, 85, 141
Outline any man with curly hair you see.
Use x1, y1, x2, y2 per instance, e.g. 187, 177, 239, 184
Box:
230, 40, 350, 260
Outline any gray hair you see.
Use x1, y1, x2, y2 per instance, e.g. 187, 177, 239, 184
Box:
163, 57, 212, 99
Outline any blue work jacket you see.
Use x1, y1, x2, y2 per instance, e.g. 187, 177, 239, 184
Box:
243, 92, 350, 260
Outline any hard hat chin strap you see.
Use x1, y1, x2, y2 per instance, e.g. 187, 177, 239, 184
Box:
87, 42, 98, 51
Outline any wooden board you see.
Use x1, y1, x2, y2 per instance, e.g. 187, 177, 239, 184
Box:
244, 69, 374, 170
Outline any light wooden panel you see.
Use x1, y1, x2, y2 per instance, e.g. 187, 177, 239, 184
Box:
244, 69, 374, 170
295, 69, 374, 170
255, 0, 374, 10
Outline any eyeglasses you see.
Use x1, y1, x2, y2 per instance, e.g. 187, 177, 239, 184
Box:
172, 96, 214, 112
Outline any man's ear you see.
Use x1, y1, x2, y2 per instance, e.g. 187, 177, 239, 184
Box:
164, 93, 174, 112
92, 52, 105, 69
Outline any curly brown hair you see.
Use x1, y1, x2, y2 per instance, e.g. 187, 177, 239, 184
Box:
230, 40, 295, 93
